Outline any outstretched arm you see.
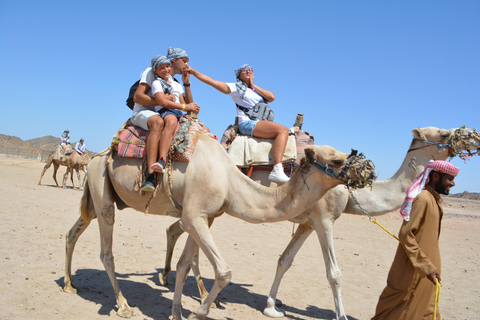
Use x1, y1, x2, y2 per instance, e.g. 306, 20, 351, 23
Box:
187, 67, 231, 95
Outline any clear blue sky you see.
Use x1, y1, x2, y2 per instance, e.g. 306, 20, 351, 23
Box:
1, 1, 479, 192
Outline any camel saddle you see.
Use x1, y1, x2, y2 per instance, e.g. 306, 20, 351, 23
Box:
112, 116, 216, 161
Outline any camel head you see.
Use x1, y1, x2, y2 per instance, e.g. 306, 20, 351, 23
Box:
412, 126, 480, 160
301, 145, 376, 190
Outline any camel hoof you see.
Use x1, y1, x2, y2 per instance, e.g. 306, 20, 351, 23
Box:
263, 305, 286, 318
63, 285, 77, 294
117, 307, 134, 319
159, 273, 169, 286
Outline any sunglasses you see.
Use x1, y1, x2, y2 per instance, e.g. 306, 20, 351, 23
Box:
242, 68, 253, 73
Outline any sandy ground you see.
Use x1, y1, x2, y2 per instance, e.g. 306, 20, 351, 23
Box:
0, 155, 479, 320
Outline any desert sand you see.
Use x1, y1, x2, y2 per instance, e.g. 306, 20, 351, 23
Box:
0, 155, 479, 320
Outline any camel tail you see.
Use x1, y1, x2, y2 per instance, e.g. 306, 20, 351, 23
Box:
80, 180, 96, 222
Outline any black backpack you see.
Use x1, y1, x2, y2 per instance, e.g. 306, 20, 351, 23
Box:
126, 77, 181, 110
126, 80, 140, 110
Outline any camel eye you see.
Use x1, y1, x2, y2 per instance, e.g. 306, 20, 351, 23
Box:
332, 160, 344, 166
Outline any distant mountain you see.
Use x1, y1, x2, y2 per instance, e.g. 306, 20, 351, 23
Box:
0, 134, 39, 151
27, 136, 61, 152
448, 191, 480, 201
0, 133, 95, 157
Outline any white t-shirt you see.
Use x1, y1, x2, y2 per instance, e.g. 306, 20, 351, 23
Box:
151, 75, 184, 112
226, 83, 264, 125
132, 67, 160, 113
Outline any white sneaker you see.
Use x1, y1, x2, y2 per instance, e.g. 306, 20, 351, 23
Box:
268, 164, 290, 183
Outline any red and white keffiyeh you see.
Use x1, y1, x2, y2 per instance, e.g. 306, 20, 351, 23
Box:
400, 160, 459, 221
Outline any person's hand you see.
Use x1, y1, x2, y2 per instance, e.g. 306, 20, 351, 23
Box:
185, 102, 200, 114
182, 67, 191, 84
166, 93, 175, 102
184, 66, 195, 75
427, 269, 442, 285
246, 70, 255, 88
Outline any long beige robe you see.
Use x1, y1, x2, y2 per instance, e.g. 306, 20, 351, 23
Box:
372, 185, 443, 320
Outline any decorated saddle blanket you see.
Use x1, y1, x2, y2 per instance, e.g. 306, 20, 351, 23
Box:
227, 134, 297, 167
114, 125, 149, 158
223, 126, 314, 167
112, 116, 217, 161
170, 115, 217, 161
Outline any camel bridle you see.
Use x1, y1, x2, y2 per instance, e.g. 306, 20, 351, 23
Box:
311, 149, 375, 189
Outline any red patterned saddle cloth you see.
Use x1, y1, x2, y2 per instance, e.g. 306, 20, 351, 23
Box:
112, 116, 217, 161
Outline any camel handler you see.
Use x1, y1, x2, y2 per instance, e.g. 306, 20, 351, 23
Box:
372, 160, 459, 320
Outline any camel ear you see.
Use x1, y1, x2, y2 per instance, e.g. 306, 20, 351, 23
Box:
412, 128, 426, 140
304, 147, 315, 162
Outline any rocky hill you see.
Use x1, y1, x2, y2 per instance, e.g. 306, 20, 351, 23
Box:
0, 133, 94, 157
0, 134, 40, 151
26, 136, 62, 152
448, 191, 480, 201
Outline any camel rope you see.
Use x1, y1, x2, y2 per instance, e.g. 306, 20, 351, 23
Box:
347, 186, 440, 318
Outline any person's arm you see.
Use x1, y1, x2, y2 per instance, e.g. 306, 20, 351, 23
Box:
154, 91, 200, 114
133, 83, 157, 106
182, 69, 193, 104
187, 67, 231, 94
248, 73, 275, 102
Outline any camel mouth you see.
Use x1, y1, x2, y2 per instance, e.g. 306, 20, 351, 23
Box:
451, 127, 480, 159
342, 151, 376, 190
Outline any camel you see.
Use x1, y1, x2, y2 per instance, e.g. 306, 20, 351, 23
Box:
63, 132, 376, 320
38, 150, 91, 189
159, 126, 480, 320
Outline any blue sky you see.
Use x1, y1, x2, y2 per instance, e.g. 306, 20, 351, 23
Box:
1, 1, 479, 192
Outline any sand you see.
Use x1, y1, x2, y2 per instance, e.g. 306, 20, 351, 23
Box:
0, 155, 478, 320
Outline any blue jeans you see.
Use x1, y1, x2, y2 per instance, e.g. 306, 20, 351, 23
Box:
239, 120, 259, 136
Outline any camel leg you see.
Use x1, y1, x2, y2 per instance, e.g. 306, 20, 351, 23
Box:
96, 207, 134, 318
310, 215, 347, 320
83, 157, 134, 318
171, 235, 198, 320
163, 219, 217, 308
80, 168, 87, 190
263, 222, 314, 318
38, 163, 51, 185
53, 163, 60, 187
64, 215, 92, 293
177, 216, 231, 320
62, 167, 70, 189
75, 168, 81, 190
65, 181, 96, 293
160, 219, 184, 286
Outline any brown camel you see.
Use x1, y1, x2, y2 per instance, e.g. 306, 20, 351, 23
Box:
38, 150, 91, 189
63, 133, 376, 320
159, 126, 480, 320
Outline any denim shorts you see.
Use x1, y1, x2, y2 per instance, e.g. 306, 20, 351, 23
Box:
239, 120, 259, 136
158, 108, 183, 120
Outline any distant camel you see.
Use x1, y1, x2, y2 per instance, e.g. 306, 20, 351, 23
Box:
38, 151, 91, 189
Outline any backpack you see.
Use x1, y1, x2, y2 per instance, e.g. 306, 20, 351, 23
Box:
126, 77, 182, 110
126, 80, 140, 110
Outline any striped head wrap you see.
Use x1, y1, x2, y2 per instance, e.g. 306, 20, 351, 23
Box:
234, 64, 253, 99
151, 55, 172, 94
400, 160, 459, 221
166, 47, 189, 61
